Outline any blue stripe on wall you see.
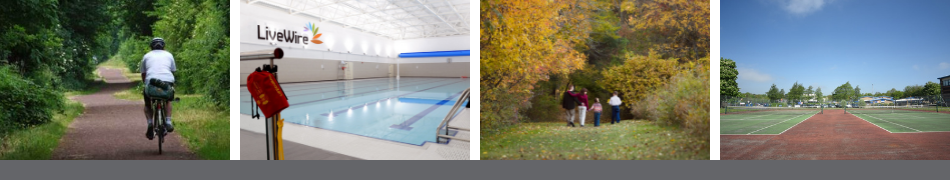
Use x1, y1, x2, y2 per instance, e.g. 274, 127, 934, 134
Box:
398, 50, 470, 58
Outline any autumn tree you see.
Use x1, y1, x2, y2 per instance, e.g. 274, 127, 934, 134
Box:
480, 0, 591, 129
625, 0, 710, 62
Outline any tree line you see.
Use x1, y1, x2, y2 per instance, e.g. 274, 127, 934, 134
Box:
0, 0, 229, 134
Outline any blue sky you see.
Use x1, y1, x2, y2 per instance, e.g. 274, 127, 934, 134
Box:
722, 0, 950, 95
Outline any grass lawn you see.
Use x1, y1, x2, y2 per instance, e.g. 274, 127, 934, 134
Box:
0, 99, 84, 160
481, 120, 709, 160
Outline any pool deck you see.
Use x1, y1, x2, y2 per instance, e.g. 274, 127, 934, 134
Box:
239, 108, 470, 160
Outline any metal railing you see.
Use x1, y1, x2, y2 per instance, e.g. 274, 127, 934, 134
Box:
436, 88, 470, 143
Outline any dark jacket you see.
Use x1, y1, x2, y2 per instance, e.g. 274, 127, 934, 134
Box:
562, 91, 579, 110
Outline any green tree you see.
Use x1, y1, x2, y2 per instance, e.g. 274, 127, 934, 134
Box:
804, 85, 814, 102
833, 82, 854, 102
854, 85, 862, 98
787, 82, 805, 104
720, 57, 739, 97
904, 84, 924, 97
767, 84, 780, 103
815, 87, 823, 103
923, 81, 941, 96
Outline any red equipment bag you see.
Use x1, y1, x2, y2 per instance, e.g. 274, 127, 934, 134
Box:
246, 71, 289, 118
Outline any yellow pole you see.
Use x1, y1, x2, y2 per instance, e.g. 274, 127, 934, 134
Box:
276, 114, 285, 160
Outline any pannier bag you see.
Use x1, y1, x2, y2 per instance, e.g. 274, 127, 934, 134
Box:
246, 71, 289, 118
146, 79, 175, 99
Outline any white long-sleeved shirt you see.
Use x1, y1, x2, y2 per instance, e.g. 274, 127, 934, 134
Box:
608, 95, 622, 106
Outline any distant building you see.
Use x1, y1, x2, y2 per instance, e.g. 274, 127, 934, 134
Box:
861, 96, 893, 104
940, 75, 950, 104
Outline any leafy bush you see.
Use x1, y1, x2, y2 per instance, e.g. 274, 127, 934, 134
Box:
633, 57, 710, 138
0, 66, 63, 134
149, 0, 230, 108
601, 51, 682, 116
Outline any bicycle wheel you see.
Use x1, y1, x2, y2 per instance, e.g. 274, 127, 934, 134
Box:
157, 105, 164, 155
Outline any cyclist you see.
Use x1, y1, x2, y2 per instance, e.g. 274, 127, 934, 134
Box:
141, 38, 177, 140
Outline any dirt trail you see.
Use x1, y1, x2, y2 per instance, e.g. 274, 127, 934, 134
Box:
721, 109, 950, 160
51, 67, 197, 160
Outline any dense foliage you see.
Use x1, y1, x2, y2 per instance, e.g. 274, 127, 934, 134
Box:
481, 0, 710, 133
0, 0, 229, 134
480, 0, 591, 129
116, 0, 230, 108
635, 56, 710, 137
0, 67, 64, 134
0, 0, 113, 133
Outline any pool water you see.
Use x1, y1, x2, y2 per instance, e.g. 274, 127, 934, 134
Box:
241, 77, 470, 145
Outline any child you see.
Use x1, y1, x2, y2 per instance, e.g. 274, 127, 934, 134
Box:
590, 98, 603, 127
608, 91, 622, 124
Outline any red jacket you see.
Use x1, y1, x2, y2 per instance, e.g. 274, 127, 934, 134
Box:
575, 93, 589, 107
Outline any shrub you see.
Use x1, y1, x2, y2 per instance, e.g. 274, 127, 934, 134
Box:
0, 66, 63, 134
601, 51, 682, 119
635, 56, 710, 138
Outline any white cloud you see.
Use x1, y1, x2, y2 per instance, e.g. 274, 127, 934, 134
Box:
782, 0, 828, 16
738, 68, 774, 83
913, 65, 920, 70
940, 62, 950, 69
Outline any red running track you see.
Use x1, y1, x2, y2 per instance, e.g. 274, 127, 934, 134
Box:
721, 109, 950, 160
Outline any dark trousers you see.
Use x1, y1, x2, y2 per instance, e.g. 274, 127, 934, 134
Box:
594, 112, 601, 127
611, 106, 621, 124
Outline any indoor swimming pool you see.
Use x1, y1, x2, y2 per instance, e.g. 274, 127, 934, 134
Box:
240, 77, 469, 145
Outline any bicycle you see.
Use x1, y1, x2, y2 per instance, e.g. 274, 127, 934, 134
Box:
147, 79, 178, 154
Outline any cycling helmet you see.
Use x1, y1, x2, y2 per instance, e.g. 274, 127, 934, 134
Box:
150, 38, 165, 50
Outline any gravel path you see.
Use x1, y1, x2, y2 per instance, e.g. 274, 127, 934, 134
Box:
721, 109, 950, 160
51, 67, 197, 160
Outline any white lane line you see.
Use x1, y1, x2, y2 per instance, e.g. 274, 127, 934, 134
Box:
864, 114, 921, 132
747, 113, 808, 135
851, 114, 892, 133
726, 114, 772, 120
778, 112, 819, 135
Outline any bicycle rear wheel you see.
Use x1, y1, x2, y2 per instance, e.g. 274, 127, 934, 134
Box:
157, 104, 165, 155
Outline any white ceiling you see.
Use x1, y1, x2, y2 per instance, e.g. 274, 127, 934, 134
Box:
246, 0, 470, 40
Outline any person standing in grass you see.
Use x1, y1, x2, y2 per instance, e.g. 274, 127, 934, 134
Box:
576, 88, 590, 127
562, 85, 580, 127
590, 98, 603, 127
608, 91, 622, 124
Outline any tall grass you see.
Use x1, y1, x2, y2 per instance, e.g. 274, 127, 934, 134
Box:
0, 99, 83, 159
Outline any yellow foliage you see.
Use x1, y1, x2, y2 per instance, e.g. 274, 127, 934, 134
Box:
626, 0, 710, 61
600, 51, 682, 111
480, 0, 591, 129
